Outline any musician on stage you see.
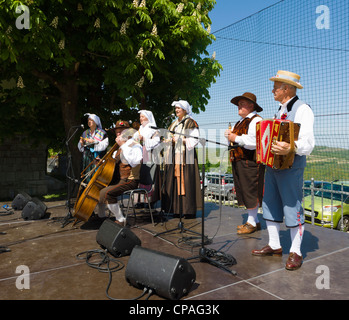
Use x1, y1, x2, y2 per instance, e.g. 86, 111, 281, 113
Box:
161, 100, 202, 219
133, 110, 160, 184
95, 121, 143, 226
225, 92, 265, 234
252, 70, 315, 270
78, 113, 109, 181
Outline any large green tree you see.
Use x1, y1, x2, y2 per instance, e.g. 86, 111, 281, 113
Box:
0, 0, 222, 171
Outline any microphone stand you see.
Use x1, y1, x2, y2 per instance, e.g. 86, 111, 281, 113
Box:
188, 139, 237, 275
154, 123, 202, 239
61, 126, 81, 228
151, 125, 238, 274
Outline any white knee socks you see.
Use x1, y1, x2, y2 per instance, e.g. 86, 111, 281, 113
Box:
266, 220, 281, 250
107, 203, 125, 223
266, 221, 304, 255
247, 207, 259, 227
290, 225, 304, 256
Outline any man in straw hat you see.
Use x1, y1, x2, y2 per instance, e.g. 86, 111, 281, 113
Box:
95, 120, 143, 226
252, 70, 315, 270
225, 92, 265, 234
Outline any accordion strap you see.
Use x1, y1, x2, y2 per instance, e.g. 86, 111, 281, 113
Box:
280, 121, 296, 170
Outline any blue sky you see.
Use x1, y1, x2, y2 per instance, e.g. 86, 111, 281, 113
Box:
193, 0, 349, 151
209, 0, 280, 32
195, 0, 280, 152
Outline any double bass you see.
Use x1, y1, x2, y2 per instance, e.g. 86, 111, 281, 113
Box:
73, 120, 141, 224
73, 142, 119, 224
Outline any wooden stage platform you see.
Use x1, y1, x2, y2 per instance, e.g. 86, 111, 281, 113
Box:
0, 199, 348, 304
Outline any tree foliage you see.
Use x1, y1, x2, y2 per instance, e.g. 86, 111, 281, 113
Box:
0, 0, 222, 152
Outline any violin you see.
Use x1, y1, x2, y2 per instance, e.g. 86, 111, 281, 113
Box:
80, 136, 97, 148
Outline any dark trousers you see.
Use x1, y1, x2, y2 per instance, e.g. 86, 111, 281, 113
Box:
99, 179, 139, 204
231, 160, 265, 209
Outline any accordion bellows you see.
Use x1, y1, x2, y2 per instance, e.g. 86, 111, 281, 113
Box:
256, 119, 300, 169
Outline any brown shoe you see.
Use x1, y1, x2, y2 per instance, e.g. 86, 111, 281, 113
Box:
285, 252, 303, 270
237, 222, 258, 234
237, 222, 261, 231
252, 245, 283, 256
114, 220, 125, 227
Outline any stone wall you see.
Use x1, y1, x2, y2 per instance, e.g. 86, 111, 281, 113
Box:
0, 136, 48, 200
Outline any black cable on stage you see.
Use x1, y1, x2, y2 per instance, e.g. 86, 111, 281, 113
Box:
75, 249, 150, 300
203, 248, 237, 268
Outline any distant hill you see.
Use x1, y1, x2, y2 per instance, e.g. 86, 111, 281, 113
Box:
197, 146, 349, 182
305, 146, 349, 181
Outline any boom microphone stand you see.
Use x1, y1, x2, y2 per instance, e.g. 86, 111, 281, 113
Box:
154, 121, 202, 239
187, 138, 237, 275
151, 125, 238, 274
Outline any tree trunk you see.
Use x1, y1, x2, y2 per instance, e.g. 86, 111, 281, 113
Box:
32, 64, 82, 186
60, 76, 82, 183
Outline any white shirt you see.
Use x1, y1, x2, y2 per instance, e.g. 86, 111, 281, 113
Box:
234, 111, 262, 150
113, 139, 143, 168
278, 97, 315, 156
185, 127, 200, 151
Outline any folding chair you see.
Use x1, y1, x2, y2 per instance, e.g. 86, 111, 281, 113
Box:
120, 186, 155, 226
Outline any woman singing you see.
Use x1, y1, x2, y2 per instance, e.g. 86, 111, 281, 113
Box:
161, 100, 202, 219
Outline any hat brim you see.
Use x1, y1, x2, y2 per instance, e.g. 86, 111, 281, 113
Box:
113, 127, 129, 132
230, 96, 263, 112
270, 77, 303, 89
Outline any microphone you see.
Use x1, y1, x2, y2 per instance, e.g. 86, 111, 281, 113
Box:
71, 124, 84, 129
150, 117, 187, 131
173, 117, 187, 129
164, 113, 175, 120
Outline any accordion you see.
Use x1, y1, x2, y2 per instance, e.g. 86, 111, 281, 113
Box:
256, 119, 300, 169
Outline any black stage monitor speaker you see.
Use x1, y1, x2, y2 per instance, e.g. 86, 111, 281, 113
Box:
125, 246, 196, 300
96, 219, 141, 257
12, 192, 32, 210
22, 198, 47, 220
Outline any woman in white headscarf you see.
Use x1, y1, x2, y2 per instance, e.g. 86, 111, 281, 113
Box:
161, 100, 202, 218
133, 110, 160, 202
78, 113, 109, 181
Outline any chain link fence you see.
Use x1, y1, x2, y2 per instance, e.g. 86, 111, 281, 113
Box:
198, 0, 349, 231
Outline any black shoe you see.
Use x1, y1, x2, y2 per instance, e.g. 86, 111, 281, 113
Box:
88, 214, 106, 223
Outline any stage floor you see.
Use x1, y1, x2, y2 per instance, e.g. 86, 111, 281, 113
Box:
0, 199, 348, 301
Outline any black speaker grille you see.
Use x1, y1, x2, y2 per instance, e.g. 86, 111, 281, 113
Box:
125, 246, 196, 300
96, 219, 141, 257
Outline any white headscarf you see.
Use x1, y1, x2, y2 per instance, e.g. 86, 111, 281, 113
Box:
171, 100, 192, 117
84, 113, 102, 130
138, 110, 157, 127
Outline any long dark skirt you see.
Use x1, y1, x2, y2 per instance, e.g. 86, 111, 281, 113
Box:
161, 159, 202, 217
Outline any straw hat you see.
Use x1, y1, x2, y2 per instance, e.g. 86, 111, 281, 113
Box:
230, 92, 263, 112
269, 70, 303, 89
